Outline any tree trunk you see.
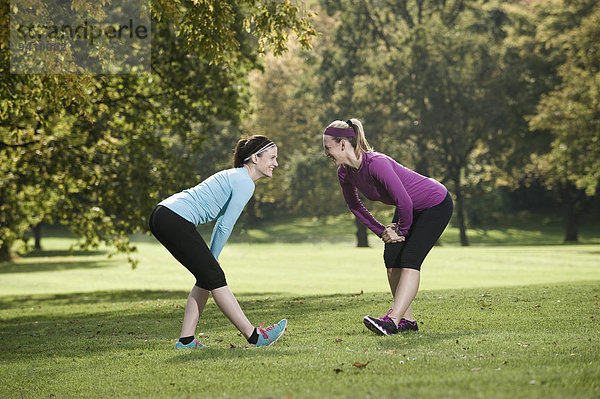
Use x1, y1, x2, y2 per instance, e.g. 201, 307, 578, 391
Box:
0, 241, 11, 262
355, 217, 369, 247
560, 183, 583, 242
454, 177, 469, 246
564, 207, 579, 242
33, 223, 43, 250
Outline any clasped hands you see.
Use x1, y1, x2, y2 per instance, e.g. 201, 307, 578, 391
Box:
381, 223, 405, 244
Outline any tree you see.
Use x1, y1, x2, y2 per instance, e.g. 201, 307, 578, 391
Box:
0, 0, 316, 262
240, 30, 355, 225
318, 0, 523, 246
527, 0, 599, 241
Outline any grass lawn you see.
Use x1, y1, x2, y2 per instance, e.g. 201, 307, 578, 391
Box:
1, 234, 599, 398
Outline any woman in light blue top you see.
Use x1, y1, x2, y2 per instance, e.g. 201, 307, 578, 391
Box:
149, 135, 287, 348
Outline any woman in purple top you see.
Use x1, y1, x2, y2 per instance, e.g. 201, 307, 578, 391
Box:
323, 119, 453, 336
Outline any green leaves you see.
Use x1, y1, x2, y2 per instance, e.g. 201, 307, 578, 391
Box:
1, 0, 316, 263
528, 2, 600, 197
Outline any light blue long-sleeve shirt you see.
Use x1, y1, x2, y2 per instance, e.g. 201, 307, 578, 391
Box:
159, 167, 255, 259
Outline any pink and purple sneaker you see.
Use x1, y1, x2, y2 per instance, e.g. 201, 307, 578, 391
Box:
363, 309, 419, 336
397, 318, 419, 332
363, 309, 398, 336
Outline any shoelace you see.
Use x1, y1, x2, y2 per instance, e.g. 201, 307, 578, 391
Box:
376, 309, 394, 323
258, 323, 276, 340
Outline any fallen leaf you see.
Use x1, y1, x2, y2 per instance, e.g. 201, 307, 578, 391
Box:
353, 361, 370, 368
229, 343, 236, 349
334, 338, 342, 343
385, 350, 397, 355
471, 367, 481, 371
333, 368, 343, 374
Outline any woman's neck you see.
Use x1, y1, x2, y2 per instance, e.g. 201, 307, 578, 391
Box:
346, 152, 363, 170
243, 164, 261, 182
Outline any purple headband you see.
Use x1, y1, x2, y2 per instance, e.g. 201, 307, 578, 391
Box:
323, 126, 355, 138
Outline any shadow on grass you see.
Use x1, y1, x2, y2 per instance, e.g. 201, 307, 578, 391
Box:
0, 290, 189, 309
2, 282, 598, 364
0, 290, 286, 309
0, 289, 478, 363
0, 290, 367, 361
21, 249, 107, 258
0, 258, 114, 274
167, 346, 289, 363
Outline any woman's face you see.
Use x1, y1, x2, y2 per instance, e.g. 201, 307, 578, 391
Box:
323, 135, 344, 166
255, 146, 278, 178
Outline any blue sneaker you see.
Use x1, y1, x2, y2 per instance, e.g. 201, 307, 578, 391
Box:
254, 319, 287, 347
175, 339, 207, 349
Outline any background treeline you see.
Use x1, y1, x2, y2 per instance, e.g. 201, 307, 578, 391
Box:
1, 0, 599, 262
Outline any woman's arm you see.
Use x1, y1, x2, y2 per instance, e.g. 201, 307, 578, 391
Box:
338, 168, 386, 237
369, 158, 413, 236
209, 180, 254, 259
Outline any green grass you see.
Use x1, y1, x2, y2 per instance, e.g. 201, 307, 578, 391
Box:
4, 238, 600, 297
1, 235, 599, 398
219, 211, 600, 246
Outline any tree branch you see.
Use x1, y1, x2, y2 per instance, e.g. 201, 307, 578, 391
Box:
0, 140, 39, 150
362, 0, 392, 51
389, 0, 414, 29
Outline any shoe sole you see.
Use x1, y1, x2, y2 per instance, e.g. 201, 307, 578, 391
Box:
174, 344, 207, 349
256, 319, 287, 347
363, 316, 391, 336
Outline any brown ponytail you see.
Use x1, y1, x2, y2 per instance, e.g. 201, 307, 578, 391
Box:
233, 135, 275, 168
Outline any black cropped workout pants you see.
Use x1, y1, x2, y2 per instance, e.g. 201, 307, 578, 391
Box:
384, 192, 453, 270
149, 205, 227, 290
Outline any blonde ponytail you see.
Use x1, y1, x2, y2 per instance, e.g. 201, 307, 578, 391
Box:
327, 118, 373, 157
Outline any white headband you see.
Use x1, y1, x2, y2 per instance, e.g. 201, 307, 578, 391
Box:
243, 142, 276, 162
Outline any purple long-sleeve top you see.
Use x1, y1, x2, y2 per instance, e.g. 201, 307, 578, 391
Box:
338, 151, 447, 237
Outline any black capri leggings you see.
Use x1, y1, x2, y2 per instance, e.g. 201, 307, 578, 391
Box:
149, 205, 227, 290
383, 192, 453, 270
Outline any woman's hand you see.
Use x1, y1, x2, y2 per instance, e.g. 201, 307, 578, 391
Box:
382, 224, 405, 243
